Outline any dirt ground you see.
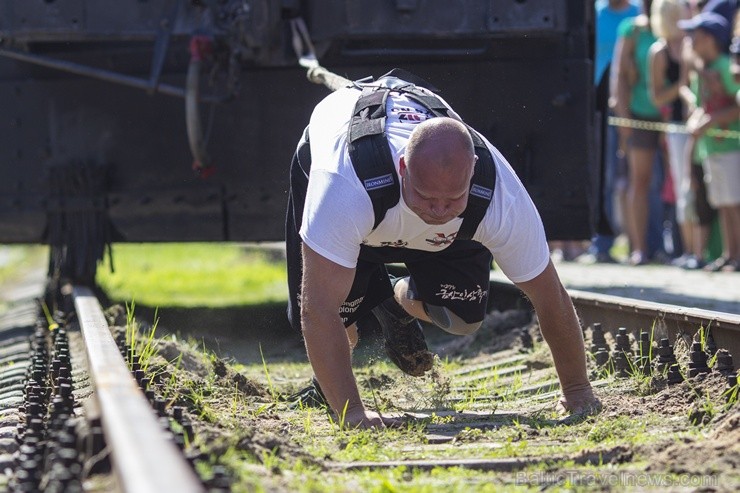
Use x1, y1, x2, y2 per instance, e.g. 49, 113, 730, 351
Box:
127, 306, 739, 492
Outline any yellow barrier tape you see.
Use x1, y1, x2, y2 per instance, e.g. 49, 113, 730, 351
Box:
608, 116, 740, 139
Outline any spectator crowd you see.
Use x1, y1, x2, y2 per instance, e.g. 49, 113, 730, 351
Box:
555, 0, 739, 273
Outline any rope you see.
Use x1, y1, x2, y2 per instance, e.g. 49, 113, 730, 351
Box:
289, 18, 352, 92
608, 116, 740, 139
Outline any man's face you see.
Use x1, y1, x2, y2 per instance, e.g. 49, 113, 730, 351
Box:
399, 156, 475, 225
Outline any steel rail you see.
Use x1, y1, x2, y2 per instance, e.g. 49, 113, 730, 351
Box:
73, 286, 204, 493
489, 280, 740, 358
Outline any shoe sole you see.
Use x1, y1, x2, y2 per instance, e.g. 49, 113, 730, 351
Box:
385, 344, 434, 377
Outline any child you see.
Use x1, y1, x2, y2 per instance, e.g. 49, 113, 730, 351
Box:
680, 11, 740, 271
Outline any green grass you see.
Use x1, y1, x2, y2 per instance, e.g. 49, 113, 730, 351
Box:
122, 318, 737, 493
96, 243, 287, 307
0, 245, 47, 284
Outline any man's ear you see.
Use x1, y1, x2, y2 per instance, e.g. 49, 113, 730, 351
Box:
399, 155, 407, 175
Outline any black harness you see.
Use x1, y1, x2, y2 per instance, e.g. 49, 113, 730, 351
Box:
347, 70, 496, 241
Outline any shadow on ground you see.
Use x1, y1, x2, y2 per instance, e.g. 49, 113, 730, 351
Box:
131, 302, 307, 364
126, 302, 471, 367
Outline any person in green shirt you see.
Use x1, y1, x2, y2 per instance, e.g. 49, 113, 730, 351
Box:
680, 11, 740, 271
613, 1, 666, 265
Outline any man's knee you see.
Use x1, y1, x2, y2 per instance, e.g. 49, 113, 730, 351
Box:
424, 304, 482, 336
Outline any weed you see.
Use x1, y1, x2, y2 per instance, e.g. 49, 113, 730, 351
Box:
337, 400, 350, 431
586, 415, 642, 443
429, 413, 454, 425
259, 448, 281, 471
123, 301, 160, 372
259, 343, 278, 402
501, 435, 528, 456
231, 381, 241, 419
137, 311, 160, 373
723, 383, 739, 410
688, 397, 716, 426
454, 427, 484, 443
301, 403, 314, 436
453, 386, 489, 412
160, 353, 183, 399
251, 402, 275, 419
697, 324, 710, 351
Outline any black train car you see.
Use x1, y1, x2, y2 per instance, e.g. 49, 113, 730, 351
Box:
0, 0, 597, 282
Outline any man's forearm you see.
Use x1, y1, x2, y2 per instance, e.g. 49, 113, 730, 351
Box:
536, 287, 590, 394
302, 310, 364, 416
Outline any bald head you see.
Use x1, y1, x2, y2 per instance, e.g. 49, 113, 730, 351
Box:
405, 117, 475, 174
400, 117, 477, 225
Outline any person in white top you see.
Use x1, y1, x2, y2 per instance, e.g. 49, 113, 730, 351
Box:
285, 73, 600, 429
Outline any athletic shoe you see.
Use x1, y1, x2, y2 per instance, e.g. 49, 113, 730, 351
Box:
629, 251, 648, 266
703, 257, 733, 272
372, 297, 434, 377
671, 254, 693, 268
681, 256, 705, 270
288, 377, 328, 409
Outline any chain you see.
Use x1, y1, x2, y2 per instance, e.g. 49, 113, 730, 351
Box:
608, 116, 740, 139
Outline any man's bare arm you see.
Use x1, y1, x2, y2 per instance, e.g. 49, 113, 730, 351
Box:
301, 243, 398, 427
516, 261, 600, 414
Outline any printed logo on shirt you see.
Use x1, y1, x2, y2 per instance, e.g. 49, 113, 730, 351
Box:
391, 105, 433, 123
425, 232, 457, 247
435, 284, 487, 304
362, 239, 409, 248
470, 184, 493, 200
379, 240, 409, 248
364, 174, 395, 191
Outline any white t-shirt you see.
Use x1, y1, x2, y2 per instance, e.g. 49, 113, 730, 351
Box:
299, 87, 550, 284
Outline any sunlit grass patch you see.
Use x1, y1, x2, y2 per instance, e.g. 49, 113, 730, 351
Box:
0, 245, 47, 284
97, 243, 287, 307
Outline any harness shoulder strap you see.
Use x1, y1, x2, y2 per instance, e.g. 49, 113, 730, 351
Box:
458, 130, 496, 241
347, 76, 497, 238
347, 86, 399, 230
403, 87, 497, 240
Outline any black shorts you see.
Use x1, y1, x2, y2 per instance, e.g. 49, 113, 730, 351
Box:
285, 131, 493, 333
627, 112, 662, 150
692, 164, 716, 226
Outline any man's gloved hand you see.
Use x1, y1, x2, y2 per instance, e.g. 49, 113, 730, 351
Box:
556, 383, 602, 416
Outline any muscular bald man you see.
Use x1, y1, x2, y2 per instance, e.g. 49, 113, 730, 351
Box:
285, 71, 600, 428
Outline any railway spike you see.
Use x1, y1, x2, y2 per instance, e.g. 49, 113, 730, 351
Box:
635, 331, 652, 376
613, 350, 630, 378
705, 333, 718, 356
656, 338, 677, 373
715, 349, 734, 376
667, 364, 684, 385
590, 322, 609, 353
615, 327, 633, 355
594, 347, 610, 367
725, 374, 738, 402
688, 342, 710, 378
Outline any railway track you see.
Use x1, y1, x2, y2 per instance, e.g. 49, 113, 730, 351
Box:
0, 277, 738, 491
490, 279, 740, 360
